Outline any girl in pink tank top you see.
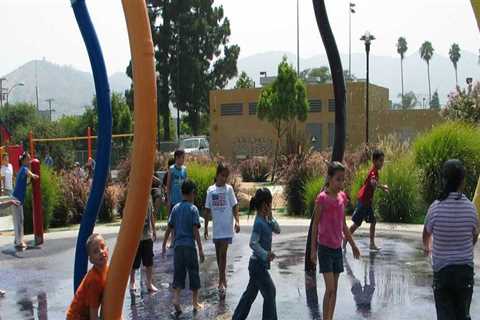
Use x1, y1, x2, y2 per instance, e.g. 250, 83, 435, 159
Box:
309, 162, 361, 320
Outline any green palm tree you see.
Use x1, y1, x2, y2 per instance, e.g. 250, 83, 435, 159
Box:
396, 37, 408, 106
449, 43, 461, 87
420, 41, 434, 103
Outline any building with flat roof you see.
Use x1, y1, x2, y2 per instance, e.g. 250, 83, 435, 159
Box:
209, 82, 442, 159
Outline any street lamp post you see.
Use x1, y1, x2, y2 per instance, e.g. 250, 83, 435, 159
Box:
6, 82, 25, 106
349, 3, 356, 81
360, 31, 375, 145
0, 77, 6, 107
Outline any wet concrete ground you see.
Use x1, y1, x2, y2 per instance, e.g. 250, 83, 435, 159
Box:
1, 226, 480, 319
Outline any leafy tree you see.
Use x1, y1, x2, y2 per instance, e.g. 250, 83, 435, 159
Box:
420, 41, 434, 104
397, 37, 408, 106
430, 90, 440, 109
234, 71, 255, 89
396, 91, 417, 109
131, 0, 239, 138
449, 43, 461, 87
300, 67, 331, 83
258, 57, 309, 181
441, 83, 480, 123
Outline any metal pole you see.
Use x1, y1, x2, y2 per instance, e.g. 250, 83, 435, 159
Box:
35, 61, 39, 110
0, 78, 5, 108
349, 5, 352, 80
365, 42, 370, 144
297, 0, 300, 75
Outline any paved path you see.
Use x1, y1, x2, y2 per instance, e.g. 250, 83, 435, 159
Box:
0, 218, 478, 319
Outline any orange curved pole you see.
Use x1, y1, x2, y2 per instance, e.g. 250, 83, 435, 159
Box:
102, 0, 157, 318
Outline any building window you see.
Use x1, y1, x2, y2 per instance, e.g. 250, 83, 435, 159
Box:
309, 100, 322, 113
221, 103, 243, 116
249, 102, 257, 115
328, 123, 335, 147
328, 99, 336, 112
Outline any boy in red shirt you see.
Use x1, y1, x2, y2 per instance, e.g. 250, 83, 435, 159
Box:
346, 150, 389, 251
66, 233, 109, 320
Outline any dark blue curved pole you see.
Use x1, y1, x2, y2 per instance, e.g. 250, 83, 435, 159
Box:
71, 0, 113, 291
305, 0, 347, 273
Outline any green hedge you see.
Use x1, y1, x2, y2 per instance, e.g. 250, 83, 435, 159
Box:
375, 157, 426, 223
414, 122, 480, 205
303, 176, 325, 218
188, 162, 216, 211
24, 165, 60, 234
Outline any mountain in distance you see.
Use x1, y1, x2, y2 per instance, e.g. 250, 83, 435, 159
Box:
2, 59, 132, 118
236, 50, 480, 105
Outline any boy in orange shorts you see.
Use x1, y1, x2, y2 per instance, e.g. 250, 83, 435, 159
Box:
66, 233, 109, 320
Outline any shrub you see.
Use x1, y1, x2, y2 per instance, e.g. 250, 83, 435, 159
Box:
188, 162, 216, 211
303, 176, 325, 218
375, 157, 426, 223
280, 151, 327, 216
441, 83, 480, 124
414, 122, 480, 205
24, 165, 61, 234
239, 158, 270, 182
53, 171, 89, 226
98, 185, 119, 223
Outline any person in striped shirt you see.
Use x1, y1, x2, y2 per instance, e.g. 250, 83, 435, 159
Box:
423, 159, 479, 320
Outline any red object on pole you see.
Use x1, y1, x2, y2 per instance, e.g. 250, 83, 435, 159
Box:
31, 158, 43, 245
7, 145, 24, 173
29, 131, 35, 158
87, 127, 92, 160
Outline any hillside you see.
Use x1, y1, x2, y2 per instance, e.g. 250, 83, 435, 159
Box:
2, 59, 131, 117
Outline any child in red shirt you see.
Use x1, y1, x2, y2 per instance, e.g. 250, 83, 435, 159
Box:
347, 149, 389, 251
66, 233, 109, 320
310, 162, 360, 320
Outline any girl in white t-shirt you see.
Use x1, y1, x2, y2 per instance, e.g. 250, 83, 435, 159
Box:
0, 154, 14, 196
204, 163, 240, 297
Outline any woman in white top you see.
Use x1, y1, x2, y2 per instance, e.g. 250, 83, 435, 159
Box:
204, 163, 240, 297
0, 154, 14, 196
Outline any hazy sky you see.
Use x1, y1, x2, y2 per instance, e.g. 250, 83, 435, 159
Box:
1, 0, 479, 77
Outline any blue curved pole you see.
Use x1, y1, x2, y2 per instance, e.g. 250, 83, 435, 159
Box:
71, 0, 113, 291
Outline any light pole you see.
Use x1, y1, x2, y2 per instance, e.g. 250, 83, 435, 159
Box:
349, 3, 356, 81
360, 31, 375, 144
45, 98, 55, 121
6, 82, 25, 106
0, 77, 6, 107
297, 0, 300, 75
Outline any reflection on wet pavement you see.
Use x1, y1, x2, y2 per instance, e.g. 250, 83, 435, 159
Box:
2, 231, 480, 319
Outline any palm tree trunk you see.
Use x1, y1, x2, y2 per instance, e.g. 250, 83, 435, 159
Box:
427, 61, 432, 105
400, 58, 404, 108
455, 67, 458, 88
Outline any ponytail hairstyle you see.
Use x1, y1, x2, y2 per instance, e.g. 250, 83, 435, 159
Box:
249, 188, 273, 214
438, 159, 465, 201
18, 152, 29, 168
323, 161, 346, 189
214, 162, 230, 183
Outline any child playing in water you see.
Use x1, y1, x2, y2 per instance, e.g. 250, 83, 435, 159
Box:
162, 179, 204, 316
423, 159, 478, 320
129, 195, 158, 293
204, 163, 240, 297
346, 149, 389, 251
233, 188, 280, 320
310, 162, 360, 320
66, 233, 109, 320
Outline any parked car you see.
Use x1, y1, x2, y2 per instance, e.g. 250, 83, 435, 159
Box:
179, 136, 210, 155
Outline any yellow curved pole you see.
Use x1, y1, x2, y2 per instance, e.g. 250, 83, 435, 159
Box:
471, 0, 480, 214
471, 0, 480, 30
102, 0, 157, 318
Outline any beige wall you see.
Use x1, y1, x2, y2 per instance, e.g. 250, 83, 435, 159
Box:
209, 82, 443, 159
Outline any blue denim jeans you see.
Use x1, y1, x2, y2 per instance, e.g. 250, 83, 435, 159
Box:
233, 259, 277, 320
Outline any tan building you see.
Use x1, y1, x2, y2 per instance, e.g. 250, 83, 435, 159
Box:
209, 82, 443, 159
